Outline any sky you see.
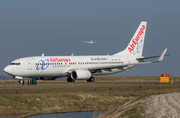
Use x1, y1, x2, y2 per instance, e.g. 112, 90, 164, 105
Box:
0, 0, 179, 77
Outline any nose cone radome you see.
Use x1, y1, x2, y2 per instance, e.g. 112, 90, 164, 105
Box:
4, 66, 12, 75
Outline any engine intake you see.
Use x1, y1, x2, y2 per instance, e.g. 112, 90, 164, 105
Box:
71, 70, 91, 80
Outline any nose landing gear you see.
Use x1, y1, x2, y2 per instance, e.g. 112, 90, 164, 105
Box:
19, 79, 23, 83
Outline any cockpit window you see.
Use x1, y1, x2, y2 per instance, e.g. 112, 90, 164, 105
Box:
10, 63, 21, 65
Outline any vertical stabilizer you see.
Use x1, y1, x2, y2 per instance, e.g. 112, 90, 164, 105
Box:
114, 21, 147, 57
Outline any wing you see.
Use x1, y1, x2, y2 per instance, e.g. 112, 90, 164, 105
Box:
137, 49, 172, 60
136, 54, 172, 60
88, 48, 168, 72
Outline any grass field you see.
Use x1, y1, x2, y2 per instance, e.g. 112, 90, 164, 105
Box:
0, 76, 179, 118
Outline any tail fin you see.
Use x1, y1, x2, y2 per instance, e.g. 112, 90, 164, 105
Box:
114, 21, 147, 57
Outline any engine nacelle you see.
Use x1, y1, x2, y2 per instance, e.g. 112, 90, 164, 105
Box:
71, 70, 91, 80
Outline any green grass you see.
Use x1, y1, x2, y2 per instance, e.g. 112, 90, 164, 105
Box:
0, 76, 180, 116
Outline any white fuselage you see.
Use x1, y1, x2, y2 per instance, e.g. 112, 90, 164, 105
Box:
4, 55, 138, 78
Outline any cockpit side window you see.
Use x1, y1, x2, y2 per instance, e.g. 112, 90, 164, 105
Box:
10, 63, 21, 66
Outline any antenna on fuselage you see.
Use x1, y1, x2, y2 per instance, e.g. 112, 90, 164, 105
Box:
71, 53, 73, 56
42, 53, 44, 57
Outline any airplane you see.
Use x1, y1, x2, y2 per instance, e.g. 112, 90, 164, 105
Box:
82, 40, 98, 44
4, 21, 171, 83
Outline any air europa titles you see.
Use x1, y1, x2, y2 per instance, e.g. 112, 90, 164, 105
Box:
50, 58, 71, 63
128, 25, 145, 53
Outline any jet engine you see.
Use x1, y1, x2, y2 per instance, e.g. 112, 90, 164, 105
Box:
71, 69, 91, 80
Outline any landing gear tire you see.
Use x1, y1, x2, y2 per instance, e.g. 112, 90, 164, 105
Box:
19, 80, 23, 83
67, 77, 75, 82
87, 77, 95, 82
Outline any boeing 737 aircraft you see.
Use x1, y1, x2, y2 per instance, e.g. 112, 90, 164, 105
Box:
4, 21, 170, 83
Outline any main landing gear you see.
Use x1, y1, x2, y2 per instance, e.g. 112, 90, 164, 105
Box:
87, 77, 95, 82
67, 77, 75, 82
66, 76, 95, 82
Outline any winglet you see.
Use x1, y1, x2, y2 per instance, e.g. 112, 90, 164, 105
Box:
158, 48, 167, 62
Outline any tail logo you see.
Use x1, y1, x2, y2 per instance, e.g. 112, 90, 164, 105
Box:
133, 39, 143, 55
128, 25, 145, 53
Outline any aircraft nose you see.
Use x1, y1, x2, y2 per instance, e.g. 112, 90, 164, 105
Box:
4, 66, 12, 75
